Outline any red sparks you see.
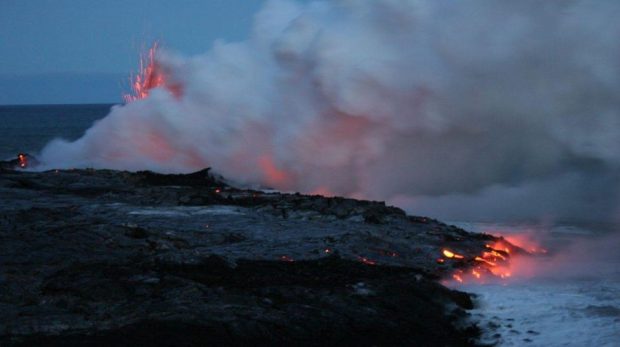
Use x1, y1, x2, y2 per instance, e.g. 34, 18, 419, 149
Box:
123, 42, 182, 103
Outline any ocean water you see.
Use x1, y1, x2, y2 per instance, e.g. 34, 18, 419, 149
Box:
453, 222, 620, 347
0, 104, 112, 160
1, 105, 618, 346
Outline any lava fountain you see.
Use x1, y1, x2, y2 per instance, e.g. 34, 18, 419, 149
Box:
123, 42, 182, 103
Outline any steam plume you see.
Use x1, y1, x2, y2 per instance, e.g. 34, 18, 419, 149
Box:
40, 0, 620, 223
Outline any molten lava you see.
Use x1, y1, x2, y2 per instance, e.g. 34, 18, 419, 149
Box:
17, 153, 27, 168
443, 249, 464, 259
440, 235, 547, 284
123, 42, 181, 103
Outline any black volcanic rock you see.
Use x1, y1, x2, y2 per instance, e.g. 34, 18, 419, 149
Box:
0, 165, 491, 346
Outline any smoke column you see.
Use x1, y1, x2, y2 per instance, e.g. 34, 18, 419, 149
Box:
40, 0, 620, 224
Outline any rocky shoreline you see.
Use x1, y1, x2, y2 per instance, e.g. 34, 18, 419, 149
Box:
0, 162, 498, 346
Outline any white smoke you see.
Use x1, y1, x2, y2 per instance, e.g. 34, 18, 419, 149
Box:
40, 0, 620, 223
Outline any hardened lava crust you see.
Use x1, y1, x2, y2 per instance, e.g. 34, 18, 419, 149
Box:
0, 162, 495, 346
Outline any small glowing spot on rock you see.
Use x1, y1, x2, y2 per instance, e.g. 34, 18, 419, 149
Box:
280, 255, 294, 262
358, 256, 377, 266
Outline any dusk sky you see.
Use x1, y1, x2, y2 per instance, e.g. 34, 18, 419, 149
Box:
0, 0, 268, 105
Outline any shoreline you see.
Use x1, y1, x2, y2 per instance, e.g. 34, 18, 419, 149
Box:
0, 164, 494, 346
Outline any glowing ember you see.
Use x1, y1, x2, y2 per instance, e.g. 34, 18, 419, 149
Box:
17, 153, 27, 168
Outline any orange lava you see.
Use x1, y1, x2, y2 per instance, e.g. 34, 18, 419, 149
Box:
17, 153, 27, 168
443, 249, 465, 259
439, 235, 547, 284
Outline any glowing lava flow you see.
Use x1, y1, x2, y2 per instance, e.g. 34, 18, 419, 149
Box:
440, 236, 547, 284
123, 42, 181, 103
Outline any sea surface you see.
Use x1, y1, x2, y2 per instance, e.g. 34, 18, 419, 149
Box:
0, 104, 112, 160
453, 222, 620, 347
1, 104, 619, 346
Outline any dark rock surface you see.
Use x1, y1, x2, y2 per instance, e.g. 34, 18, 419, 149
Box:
0, 163, 495, 346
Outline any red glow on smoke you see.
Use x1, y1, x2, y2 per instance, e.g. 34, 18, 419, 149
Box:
258, 155, 292, 188
132, 126, 176, 163
503, 233, 548, 254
